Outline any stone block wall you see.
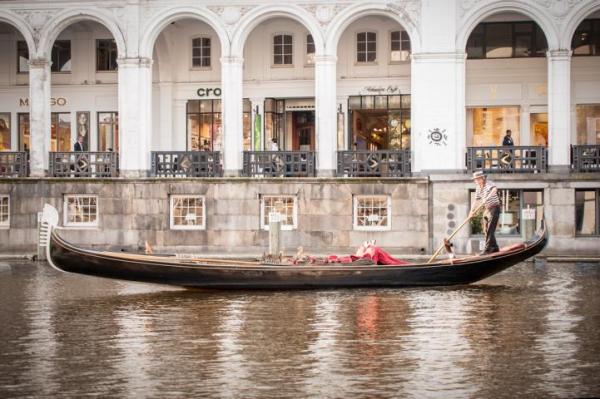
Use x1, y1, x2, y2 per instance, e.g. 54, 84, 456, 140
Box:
0, 178, 430, 255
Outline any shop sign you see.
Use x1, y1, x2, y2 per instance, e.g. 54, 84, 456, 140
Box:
197, 88, 222, 97
19, 97, 68, 107
361, 85, 400, 95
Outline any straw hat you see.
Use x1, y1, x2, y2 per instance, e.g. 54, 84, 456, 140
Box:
471, 170, 486, 180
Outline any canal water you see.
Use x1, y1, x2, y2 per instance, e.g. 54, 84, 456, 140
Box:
0, 260, 599, 398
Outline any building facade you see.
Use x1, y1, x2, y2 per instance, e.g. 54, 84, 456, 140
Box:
0, 0, 599, 255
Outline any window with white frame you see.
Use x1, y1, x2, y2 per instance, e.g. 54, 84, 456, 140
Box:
273, 34, 293, 65
64, 195, 98, 227
0, 195, 9, 228
261, 195, 297, 230
391, 31, 411, 62
306, 34, 315, 65
170, 195, 206, 230
354, 195, 391, 231
357, 32, 377, 63
192, 37, 211, 68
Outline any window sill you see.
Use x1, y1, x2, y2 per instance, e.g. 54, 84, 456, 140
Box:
190, 67, 212, 71
170, 226, 207, 231
63, 225, 99, 230
271, 64, 294, 68
354, 62, 378, 66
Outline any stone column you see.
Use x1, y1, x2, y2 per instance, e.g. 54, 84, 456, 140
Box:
547, 49, 572, 172
411, 52, 467, 174
221, 56, 244, 176
117, 57, 153, 177
28, 58, 51, 177
315, 55, 337, 177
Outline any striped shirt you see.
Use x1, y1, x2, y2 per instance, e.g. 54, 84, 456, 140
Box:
475, 179, 500, 209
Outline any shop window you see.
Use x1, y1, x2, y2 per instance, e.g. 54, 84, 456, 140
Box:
187, 100, 222, 151
18, 113, 29, 152
354, 195, 391, 231
192, 37, 211, 68
64, 195, 98, 228
264, 99, 285, 150
469, 107, 520, 146
469, 189, 543, 237
51, 112, 71, 152
0, 113, 10, 151
17, 41, 29, 73
572, 19, 600, 56
261, 195, 297, 230
170, 195, 206, 230
466, 21, 548, 59
576, 189, 599, 236
243, 99, 252, 151
96, 39, 118, 71
273, 34, 293, 65
0, 195, 9, 228
98, 112, 118, 152
390, 31, 410, 62
306, 34, 315, 65
348, 95, 411, 150
357, 32, 377, 63
530, 112, 548, 146
576, 104, 600, 144
51, 40, 71, 72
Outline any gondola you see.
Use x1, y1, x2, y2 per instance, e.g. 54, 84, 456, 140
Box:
40, 204, 547, 289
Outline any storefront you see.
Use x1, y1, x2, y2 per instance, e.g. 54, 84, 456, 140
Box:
264, 98, 315, 151
348, 95, 411, 151
576, 104, 600, 144
186, 98, 252, 151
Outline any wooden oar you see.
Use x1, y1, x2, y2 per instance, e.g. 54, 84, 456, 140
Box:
427, 203, 484, 264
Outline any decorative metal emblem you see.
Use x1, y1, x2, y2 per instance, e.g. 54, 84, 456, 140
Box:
427, 128, 448, 146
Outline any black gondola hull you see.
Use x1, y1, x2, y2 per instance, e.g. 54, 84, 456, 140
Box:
48, 227, 547, 289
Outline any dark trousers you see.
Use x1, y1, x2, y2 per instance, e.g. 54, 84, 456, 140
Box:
483, 206, 500, 253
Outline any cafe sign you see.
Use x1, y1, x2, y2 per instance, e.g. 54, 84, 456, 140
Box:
19, 97, 68, 106
360, 85, 400, 95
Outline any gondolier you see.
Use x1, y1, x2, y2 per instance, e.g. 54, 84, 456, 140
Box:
469, 171, 501, 255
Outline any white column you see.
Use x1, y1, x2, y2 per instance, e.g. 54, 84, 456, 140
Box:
28, 58, 51, 177
221, 56, 244, 176
547, 49, 572, 172
157, 82, 173, 151
117, 57, 153, 177
315, 54, 337, 177
411, 52, 467, 173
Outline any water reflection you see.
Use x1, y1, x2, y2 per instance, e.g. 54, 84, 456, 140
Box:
0, 262, 599, 398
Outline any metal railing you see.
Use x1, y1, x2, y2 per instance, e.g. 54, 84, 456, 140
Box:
466, 146, 547, 173
337, 150, 411, 177
151, 151, 222, 177
0, 151, 28, 177
572, 145, 600, 173
242, 151, 315, 177
49, 152, 119, 177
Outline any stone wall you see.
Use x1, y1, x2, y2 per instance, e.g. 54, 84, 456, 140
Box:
429, 174, 600, 256
0, 178, 430, 255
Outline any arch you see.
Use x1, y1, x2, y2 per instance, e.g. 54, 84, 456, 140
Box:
563, 0, 600, 50
231, 4, 324, 57
140, 6, 229, 59
457, 1, 560, 52
0, 11, 36, 55
325, 3, 421, 55
38, 7, 126, 58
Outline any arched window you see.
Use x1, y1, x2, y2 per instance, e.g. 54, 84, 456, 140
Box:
390, 30, 411, 62
306, 34, 315, 65
273, 34, 293, 65
192, 37, 211, 68
357, 32, 377, 63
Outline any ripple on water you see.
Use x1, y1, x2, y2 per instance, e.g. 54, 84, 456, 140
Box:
0, 261, 599, 398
